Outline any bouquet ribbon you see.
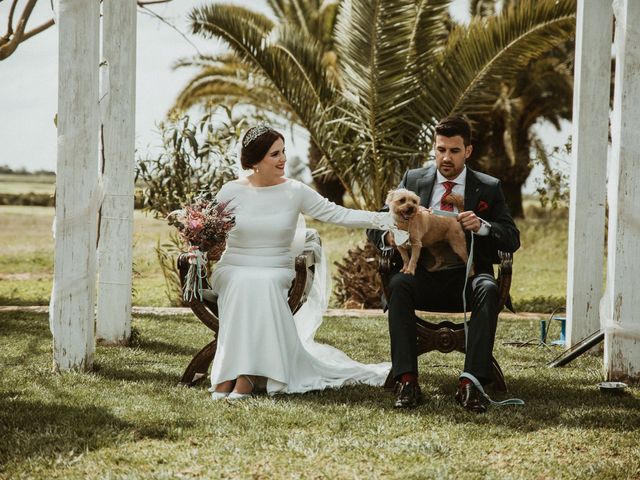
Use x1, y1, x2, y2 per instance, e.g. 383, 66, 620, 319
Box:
183, 248, 208, 302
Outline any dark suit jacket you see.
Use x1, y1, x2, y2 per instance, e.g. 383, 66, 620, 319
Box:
366, 165, 520, 276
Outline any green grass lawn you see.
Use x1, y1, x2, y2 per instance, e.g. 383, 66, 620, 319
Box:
1, 311, 638, 479
0, 204, 569, 310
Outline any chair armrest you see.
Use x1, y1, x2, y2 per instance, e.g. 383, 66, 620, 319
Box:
288, 249, 315, 314
379, 248, 394, 275
496, 251, 514, 312
378, 249, 396, 304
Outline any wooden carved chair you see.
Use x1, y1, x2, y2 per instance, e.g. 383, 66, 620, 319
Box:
176, 229, 320, 387
379, 249, 514, 392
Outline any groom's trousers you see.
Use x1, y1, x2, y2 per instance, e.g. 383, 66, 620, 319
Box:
386, 265, 499, 385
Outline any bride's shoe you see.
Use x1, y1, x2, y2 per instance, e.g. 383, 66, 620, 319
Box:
227, 391, 251, 400
227, 375, 255, 401
210, 379, 235, 400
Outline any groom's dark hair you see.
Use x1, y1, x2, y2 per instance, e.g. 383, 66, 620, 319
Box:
241, 129, 285, 170
435, 116, 472, 146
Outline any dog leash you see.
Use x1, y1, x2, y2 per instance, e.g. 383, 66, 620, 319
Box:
431, 211, 524, 408
460, 372, 525, 406
430, 208, 473, 349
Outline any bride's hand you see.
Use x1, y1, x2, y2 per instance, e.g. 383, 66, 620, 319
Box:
186, 246, 199, 264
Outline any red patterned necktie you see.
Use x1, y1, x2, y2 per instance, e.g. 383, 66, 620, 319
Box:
439, 181, 456, 211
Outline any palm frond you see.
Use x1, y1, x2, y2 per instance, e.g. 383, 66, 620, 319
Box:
266, 0, 287, 20
173, 66, 289, 116
318, 0, 340, 47
172, 52, 242, 70
470, 0, 497, 17
410, 0, 450, 68
415, 0, 575, 125
290, 0, 312, 37
189, 5, 337, 133
333, 0, 424, 206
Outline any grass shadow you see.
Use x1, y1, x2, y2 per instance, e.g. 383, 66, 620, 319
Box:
131, 337, 199, 357
418, 369, 640, 432
0, 311, 50, 340
92, 361, 182, 386
0, 397, 137, 466
280, 383, 396, 410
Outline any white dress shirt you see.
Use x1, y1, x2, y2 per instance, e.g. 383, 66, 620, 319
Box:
430, 167, 467, 210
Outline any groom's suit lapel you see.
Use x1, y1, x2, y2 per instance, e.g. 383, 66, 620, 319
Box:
464, 168, 483, 212
417, 167, 436, 207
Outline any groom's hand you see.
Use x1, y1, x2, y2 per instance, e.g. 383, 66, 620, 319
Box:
457, 211, 482, 232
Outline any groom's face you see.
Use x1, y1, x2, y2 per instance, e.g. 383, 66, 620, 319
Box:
434, 135, 472, 180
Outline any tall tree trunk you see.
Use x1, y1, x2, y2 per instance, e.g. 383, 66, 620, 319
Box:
308, 138, 345, 205
500, 180, 524, 218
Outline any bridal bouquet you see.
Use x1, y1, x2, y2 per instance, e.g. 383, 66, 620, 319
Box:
167, 193, 235, 301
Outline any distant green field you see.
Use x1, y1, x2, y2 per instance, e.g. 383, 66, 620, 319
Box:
0, 203, 569, 310
0, 174, 56, 194
0, 206, 170, 306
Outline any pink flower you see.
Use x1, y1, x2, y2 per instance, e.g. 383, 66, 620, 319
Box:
168, 194, 235, 259
189, 218, 204, 231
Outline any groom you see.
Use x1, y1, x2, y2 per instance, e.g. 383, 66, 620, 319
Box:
367, 116, 520, 412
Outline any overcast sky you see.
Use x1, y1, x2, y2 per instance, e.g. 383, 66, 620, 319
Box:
1, 0, 266, 172
0, 0, 565, 190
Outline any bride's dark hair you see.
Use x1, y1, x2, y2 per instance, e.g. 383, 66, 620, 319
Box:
240, 127, 285, 170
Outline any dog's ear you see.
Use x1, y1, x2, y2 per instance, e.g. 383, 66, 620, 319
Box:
385, 190, 395, 205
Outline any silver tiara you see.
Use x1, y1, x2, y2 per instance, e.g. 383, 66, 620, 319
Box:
242, 124, 272, 147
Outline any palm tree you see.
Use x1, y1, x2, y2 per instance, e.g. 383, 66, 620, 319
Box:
176, 0, 576, 211
174, 1, 346, 204
464, 0, 574, 217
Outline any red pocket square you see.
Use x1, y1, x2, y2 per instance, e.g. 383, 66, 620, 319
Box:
476, 200, 489, 212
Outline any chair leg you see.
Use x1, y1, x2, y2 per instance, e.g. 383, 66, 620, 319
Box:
491, 355, 507, 392
180, 340, 217, 387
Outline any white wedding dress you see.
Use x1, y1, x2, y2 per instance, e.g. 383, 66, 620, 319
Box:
209, 178, 392, 394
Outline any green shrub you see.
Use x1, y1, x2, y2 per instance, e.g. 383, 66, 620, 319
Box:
512, 295, 565, 314
135, 106, 269, 305
0, 192, 54, 207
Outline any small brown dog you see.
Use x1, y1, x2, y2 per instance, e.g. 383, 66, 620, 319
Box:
386, 188, 469, 275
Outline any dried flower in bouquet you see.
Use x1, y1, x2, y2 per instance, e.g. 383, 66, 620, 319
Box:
167, 193, 235, 301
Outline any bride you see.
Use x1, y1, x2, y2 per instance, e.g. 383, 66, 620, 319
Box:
209, 124, 393, 400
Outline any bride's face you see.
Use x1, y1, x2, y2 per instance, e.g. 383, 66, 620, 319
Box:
254, 138, 286, 178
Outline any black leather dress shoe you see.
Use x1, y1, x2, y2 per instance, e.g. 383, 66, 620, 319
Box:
455, 381, 487, 413
394, 381, 423, 409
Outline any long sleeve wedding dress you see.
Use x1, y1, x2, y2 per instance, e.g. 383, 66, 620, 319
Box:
210, 178, 392, 394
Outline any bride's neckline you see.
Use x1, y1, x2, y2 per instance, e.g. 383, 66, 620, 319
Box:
234, 178, 291, 189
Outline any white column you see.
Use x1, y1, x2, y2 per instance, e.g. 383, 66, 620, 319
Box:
603, 0, 640, 383
566, 0, 612, 347
97, 0, 137, 344
51, 0, 101, 371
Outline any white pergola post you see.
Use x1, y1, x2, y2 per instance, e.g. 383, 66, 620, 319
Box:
97, 0, 137, 344
565, 0, 612, 348
51, 0, 101, 371
603, 0, 640, 383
